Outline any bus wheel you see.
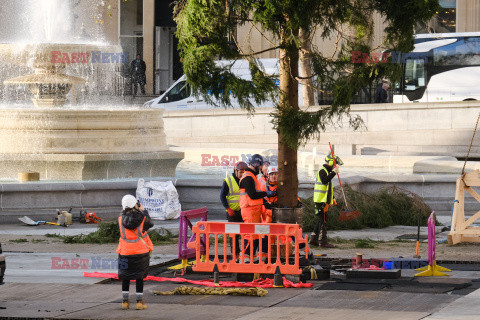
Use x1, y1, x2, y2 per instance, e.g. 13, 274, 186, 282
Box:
463, 98, 477, 101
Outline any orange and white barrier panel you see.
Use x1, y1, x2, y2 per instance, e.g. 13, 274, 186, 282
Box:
188, 221, 310, 275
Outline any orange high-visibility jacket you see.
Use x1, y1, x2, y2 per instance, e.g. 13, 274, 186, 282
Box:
116, 216, 153, 255
259, 182, 277, 204
259, 182, 276, 223
239, 171, 264, 208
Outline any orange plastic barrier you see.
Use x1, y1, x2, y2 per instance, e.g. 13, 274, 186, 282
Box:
189, 221, 310, 275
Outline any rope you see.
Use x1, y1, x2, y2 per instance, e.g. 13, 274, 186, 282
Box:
153, 286, 268, 297
462, 112, 480, 174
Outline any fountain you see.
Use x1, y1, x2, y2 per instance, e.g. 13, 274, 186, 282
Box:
1, 43, 87, 107
0, 0, 184, 181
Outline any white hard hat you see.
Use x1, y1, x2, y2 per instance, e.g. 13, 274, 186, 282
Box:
122, 194, 138, 210
267, 166, 278, 175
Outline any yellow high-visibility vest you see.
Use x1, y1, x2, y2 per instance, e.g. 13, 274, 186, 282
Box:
313, 167, 334, 204
224, 175, 241, 211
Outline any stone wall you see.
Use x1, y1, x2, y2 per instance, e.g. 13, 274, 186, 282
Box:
162, 101, 480, 157
0, 174, 469, 224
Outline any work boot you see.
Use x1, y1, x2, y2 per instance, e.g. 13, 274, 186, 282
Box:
121, 300, 130, 310
136, 299, 147, 310
308, 233, 319, 247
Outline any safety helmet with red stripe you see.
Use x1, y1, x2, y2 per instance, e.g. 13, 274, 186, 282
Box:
267, 166, 278, 175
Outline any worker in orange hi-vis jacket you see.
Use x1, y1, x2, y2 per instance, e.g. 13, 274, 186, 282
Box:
260, 165, 278, 223
239, 154, 276, 257
259, 161, 270, 190
117, 195, 153, 311
239, 154, 276, 223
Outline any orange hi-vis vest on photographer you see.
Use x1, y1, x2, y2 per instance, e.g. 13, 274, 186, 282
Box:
116, 216, 153, 255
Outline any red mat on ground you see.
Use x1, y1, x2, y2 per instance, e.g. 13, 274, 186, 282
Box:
84, 272, 313, 288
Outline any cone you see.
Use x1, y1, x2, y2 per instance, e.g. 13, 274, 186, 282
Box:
213, 264, 220, 284
273, 266, 283, 288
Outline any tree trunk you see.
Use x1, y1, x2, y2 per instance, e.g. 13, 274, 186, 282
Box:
299, 28, 315, 107
277, 28, 299, 208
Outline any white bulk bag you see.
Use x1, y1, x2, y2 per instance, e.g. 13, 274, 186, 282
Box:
136, 179, 182, 220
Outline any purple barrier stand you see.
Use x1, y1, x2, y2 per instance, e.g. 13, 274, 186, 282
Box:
415, 211, 450, 276
178, 207, 208, 260
427, 211, 435, 266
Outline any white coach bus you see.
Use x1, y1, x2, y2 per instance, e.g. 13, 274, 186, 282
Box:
393, 32, 480, 103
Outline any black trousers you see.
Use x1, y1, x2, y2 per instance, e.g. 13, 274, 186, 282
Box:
226, 210, 243, 255
243, 237, 269, 256
122, 278, 143, 294
313, 202, 328, 243
133, 81, 145, 95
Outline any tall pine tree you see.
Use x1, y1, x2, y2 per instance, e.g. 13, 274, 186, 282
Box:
174, 0, 439, 207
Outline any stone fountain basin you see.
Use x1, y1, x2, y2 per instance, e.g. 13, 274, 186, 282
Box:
3, 73, 85, 85
0, 107, 184, 180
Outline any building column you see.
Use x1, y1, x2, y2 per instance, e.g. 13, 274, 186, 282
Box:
456, 1, 480, 32
143, 0, 155, 94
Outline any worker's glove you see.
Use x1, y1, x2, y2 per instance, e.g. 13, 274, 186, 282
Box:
226, 208, 235, 216
332, 199, 337, 206
266, 190, 277, 198
333, 166, 339, 174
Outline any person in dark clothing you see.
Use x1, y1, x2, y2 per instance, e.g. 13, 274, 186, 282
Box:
374, 81, 390, 103
220, 161, 248, 255
131, 54, 146, 96
310, 154, 343, 248
117, 195, 153, 310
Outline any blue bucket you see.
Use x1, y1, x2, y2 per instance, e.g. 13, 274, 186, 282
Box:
383, 261, 394, 269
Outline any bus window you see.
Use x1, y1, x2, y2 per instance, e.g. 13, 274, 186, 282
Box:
160, 81, 191, 103
434, 38, 480, 66
404, 59, 426, 91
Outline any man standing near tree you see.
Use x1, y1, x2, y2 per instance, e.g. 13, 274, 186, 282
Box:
239, 154, 276, 223
310, 153, 343, 248
239, 154, 276, 257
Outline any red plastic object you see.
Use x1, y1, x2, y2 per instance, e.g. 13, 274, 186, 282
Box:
83, 272, 313, 288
